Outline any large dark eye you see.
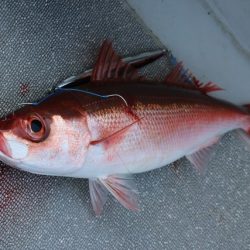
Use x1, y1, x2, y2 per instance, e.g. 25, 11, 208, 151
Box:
24, 114, 50, 142
31, 119, 43, 133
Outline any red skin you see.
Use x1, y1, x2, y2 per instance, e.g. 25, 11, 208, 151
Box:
0, 80, 248, 179
0, 80, 247, 146
0, 80, 249, 215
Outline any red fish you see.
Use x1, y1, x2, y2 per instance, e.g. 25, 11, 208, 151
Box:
0, 41, 249, 215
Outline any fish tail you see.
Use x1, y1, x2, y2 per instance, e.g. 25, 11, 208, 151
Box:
237, 104, 250, 147
243, 104, 250, 133
244, 104, 250, 113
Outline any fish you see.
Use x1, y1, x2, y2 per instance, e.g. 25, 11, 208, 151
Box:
0, 40, 249, 215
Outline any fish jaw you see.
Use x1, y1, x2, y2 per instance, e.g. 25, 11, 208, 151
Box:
0, 105, 92, 176
0, 117, 29, 169
0, 132, 28, 171
18, 115, 92, 176
0, 132, 12, 158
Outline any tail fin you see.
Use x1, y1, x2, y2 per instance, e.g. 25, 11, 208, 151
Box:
243, 104, 250, 134
237, 104, 250, 148
243, 104, 250, 113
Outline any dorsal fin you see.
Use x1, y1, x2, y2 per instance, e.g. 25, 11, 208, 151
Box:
91, 40, 143, 81
165, 61, 223, 95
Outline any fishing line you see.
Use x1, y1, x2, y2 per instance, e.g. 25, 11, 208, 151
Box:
58, 88, 129, 107
17, 88, 129, 107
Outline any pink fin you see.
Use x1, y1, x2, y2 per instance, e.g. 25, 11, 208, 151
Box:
90, 117, 142, 147
165, 62, 188, 83
236, 129, 250, 150
100, 175, 139, 211
243, 104, 250, 134
186, 137, 220, 174
89, 179, 108, 216
92, 40, 142, 81
165, 62, 223, 94
192, 76, 223, 94
89, 175, 139, 215
243, 104, 250, 111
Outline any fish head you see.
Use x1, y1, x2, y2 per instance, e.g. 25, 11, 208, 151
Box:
0, 100, 91, 176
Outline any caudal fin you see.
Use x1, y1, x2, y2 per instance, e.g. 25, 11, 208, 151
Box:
243, 104, 250, 133
243, 104, 250, 113
237, 104, 250, 148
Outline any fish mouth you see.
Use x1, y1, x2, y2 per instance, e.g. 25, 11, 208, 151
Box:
0, 132, 12, 158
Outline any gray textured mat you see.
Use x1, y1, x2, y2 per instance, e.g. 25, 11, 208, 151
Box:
0, 1, 249, 250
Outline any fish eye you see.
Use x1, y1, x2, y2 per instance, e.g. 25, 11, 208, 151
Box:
24, 114, 50, 142
31, 119, 43, 133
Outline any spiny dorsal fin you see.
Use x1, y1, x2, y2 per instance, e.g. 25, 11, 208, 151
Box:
91, 40, 142, 81
165, 62, 223, 95
89, 175, 139, 215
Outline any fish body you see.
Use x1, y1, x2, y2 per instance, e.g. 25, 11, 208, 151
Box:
66, 81, 248, 178
0, 41, 249, 214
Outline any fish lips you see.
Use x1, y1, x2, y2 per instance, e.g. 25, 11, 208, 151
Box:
0, 132, 12, 158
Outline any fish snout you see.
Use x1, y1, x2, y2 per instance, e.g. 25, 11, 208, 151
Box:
0, 132, 12, 158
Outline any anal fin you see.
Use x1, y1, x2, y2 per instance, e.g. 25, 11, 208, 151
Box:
186, 136, 220, 174
236, 129, 250, 151
89, 175, 139, 215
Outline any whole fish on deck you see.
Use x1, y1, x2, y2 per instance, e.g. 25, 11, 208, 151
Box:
0, 41, 249, 215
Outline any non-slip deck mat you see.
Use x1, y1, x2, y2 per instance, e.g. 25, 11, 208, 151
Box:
0, 1, 249, 249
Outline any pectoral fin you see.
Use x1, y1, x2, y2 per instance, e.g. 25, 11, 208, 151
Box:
89, 175, 139, 215
90, 117, 142, 148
